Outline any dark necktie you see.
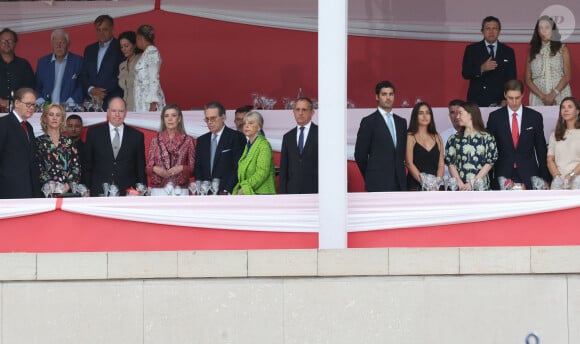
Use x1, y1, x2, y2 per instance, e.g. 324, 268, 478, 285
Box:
488, 44, 495, 59
298, 126, 305, 155
21, 121, 29, 140
210, 134, 217, 174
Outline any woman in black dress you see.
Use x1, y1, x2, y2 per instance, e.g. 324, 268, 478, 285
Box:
405, 102, 444, 190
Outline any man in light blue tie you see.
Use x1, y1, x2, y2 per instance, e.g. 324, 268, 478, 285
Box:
355, 80, 407, 191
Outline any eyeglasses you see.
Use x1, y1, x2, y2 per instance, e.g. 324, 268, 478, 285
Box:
204, 116, 221, 123
0, 39, 15, 44
18, 101, 35, 109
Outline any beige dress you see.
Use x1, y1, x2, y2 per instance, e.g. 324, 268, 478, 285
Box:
529, 43, 572, 106
547, 129, 580, 175
118, 54, 141, 112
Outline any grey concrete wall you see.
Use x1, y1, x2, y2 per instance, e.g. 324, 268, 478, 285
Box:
0, 247, 579, 343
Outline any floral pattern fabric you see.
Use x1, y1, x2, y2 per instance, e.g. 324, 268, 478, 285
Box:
445, 131, 498, 190
35, 134, 81, 185
146, 131, 195, 187
134, 45, 165, 112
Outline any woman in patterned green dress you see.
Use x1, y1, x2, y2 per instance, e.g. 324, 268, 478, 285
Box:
445, 101, 498, 190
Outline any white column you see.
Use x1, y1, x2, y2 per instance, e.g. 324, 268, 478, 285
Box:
318, 0, 348, 249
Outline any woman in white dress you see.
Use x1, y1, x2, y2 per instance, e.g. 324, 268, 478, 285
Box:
134, 24, 166, 112
525, 15, 572, 106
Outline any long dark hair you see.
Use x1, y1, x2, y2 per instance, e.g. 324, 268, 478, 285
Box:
458, 101, 487, 137
529, 16, 562, 61
407, 102, 438, 135
554, 97, 580, 141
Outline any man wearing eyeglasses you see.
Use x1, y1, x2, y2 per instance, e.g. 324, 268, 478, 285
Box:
0, 28, 35, 112
194, 101, 245, 194
0, 87, 41, 198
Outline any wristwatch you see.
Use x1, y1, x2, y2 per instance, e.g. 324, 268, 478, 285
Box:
569, 171, 576, 177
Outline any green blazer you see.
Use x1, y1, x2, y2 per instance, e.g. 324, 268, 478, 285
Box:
233, 135, 277, 195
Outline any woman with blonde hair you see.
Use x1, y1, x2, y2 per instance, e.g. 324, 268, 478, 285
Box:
35, 103, 81, 192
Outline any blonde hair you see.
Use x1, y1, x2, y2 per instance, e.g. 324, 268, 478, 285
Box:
40, 104, 66, 133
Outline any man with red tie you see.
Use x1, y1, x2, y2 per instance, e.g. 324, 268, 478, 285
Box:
487, 80, 551, 189
0, 87, 41, 198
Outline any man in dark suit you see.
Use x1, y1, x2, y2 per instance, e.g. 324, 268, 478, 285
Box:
279, 97, 318, 194
354, 80, 407, 192
487, 80, 550, 189
194, 101, 246, 194
83, 97, 146, 196
0, 87, 40, 198
80, 15, 123, 110
0, 28, 35, 111
462, 16, 517, 107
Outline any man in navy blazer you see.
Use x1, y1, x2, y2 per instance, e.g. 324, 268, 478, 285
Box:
0, 88, 40, 198
80, 15, 123, 110
35, 29, 84, 105
462, 16, 517, 107
194, 101, 246, 194
83, 97, 146, 196
280, 97, 318, 194
487, 80, 550, 189
355, 80, 407, 192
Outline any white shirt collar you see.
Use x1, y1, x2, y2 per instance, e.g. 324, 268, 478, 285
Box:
50, 53, 68, 63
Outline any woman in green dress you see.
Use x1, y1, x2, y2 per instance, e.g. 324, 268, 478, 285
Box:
445, 101, 498, 190
233, 110, 276, 195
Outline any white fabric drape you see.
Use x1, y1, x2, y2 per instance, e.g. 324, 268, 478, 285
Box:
1, 191, 579, 232
0, 1, 154, 33
1, 1, 578, 42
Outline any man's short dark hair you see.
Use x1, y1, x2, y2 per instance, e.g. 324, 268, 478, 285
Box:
0, 28, 18, 43
205, 101, 226, 116
448, 99, 464, 107
296, 97, 314, 110
94, 15, 114, 27
375, 80, 396, 95
481, 16, 501, 31
67, 114, 83, 124
235, 105, 253, 114
504, 79, 524, 93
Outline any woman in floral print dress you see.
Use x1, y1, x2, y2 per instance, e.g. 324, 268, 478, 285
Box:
35, 104, 81, 193
445, 101, 498, 190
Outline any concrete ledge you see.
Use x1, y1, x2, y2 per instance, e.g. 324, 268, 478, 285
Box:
178, 250, 247, 278
318, 248, 388, 276
389, 248, 459, 275
0, 253, 36, 281
247, 249, 317, 277
37, 252, 107, 280
108, 251, 178, 279
531, 246, 580, 273
1, 246, 580, 281
460, 247, 531, 274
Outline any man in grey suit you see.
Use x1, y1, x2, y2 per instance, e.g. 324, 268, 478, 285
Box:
279, 97, 318, 194
355, 80, 407, 192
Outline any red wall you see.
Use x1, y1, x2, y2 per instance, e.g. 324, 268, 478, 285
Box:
15, 9, 579, 109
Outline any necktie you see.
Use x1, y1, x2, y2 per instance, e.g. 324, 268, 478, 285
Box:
488, 44, 495, 59
112, 127, 120, 158
511, 113, 519, 148
21, 121, 28, 135
512, 113, 519, 168
210, 134, 217, 174
386, 113, 397, 147
298, 126, 305, 156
